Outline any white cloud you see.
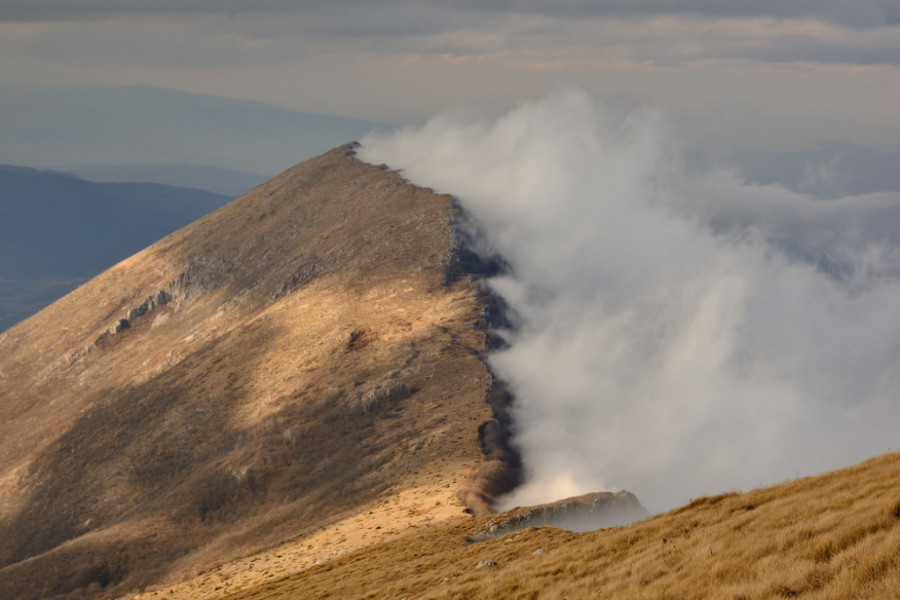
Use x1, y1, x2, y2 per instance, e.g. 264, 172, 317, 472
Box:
4, 1, 900, 29
360, 89, 900, 512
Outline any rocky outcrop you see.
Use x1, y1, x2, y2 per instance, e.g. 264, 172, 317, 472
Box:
447, 208, 523, 516
457, 381, 521, 516
128, 290, 173, 320
445, 207, 509, 286
99, 264, 212, 340
96, 288, 172, 342
467, 491, 649, 541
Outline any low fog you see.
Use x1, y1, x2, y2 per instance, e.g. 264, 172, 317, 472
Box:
358, 89, 900, 514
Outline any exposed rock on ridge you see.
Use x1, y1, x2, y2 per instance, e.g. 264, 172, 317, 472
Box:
467, 491, 650, 542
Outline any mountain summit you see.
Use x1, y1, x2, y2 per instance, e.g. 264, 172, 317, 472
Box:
0, 144, 519, 599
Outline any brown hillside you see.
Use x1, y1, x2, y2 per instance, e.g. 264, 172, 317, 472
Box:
196, 451, 900, 600
0, 144, 515, 599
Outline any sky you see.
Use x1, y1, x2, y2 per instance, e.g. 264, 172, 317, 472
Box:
1, 1, 899, 157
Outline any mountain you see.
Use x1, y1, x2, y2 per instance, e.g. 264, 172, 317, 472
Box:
0, 85, 386, 177
0, 165, 232, 332
0, 145, 518, 600
730, 145, 900, 199
60, 164, 269, 198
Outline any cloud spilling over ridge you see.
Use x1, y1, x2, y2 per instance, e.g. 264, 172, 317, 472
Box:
359, 89, 900, 513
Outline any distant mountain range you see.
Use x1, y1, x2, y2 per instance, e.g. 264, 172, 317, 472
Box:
0, 164, 231, 331
0, 84, 387, 186
60, 163, 269, 198
731, 145, 900, 199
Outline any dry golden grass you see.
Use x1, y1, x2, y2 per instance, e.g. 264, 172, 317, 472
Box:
209, 451, 900, 600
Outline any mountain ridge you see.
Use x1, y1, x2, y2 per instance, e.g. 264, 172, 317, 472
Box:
0, 144, 516, 599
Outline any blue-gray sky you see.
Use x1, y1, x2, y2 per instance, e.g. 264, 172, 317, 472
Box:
1, 1, 899, 156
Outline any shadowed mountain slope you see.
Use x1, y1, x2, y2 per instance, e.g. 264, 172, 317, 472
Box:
0, 145, 516, 599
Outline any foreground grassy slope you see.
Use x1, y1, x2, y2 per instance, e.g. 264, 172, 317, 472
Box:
200, 451, 900, 600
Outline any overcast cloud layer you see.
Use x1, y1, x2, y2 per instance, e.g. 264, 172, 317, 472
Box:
360, 90, 900, 513
1, 0, 898, 161
3, 1, 899, 28
0, 0, 898, 163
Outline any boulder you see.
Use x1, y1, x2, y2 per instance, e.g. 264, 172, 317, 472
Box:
468, 490, 648, 541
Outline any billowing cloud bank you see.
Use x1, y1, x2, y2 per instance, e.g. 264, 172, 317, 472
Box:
359, 89, 900, 513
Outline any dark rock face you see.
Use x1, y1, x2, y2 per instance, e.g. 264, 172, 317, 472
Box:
127, 290, 173, 321
468, 491, 649, 541
100, 286, 174, 341
457, 381, 522, 516
447, 206, 522, 516
445, 207, 510, 286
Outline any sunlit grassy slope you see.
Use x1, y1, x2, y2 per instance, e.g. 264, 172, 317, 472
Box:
200, 451, 900, 600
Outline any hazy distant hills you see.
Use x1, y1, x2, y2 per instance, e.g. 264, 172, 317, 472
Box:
0, 85, 386, 181
61, 163, 269, 198
731, 145, 900, 199
0, 164, 230, 331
